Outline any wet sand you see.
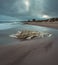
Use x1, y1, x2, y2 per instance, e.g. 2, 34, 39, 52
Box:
0, 38, 58, 65
0, 27, 23, 45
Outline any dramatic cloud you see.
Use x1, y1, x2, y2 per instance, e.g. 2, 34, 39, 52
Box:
0, 0, 58, 20
41, 0, 58, 17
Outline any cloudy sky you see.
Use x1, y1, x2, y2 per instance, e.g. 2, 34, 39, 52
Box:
0, 0, 58, 21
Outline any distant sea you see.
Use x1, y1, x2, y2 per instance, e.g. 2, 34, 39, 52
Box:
0, 21, 23, 30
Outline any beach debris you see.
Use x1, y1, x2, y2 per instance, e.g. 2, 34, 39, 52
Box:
9, 30, 52, 40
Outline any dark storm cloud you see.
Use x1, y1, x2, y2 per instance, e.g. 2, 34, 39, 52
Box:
0, 0, 27, 16
0, 0, 58, 20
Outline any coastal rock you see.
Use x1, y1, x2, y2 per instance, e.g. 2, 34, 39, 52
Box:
9, 30, 52, 40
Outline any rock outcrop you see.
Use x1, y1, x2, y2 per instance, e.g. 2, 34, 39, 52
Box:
9, 30, 52, 40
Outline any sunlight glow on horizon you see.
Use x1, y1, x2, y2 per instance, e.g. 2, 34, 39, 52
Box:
42, 15, 50, 19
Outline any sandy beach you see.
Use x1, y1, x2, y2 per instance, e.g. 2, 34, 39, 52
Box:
0, 22, 58, 65
0, 37, 58, 65
25, 21, 58, 29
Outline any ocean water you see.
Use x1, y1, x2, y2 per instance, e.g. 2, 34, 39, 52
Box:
0, 22, 23, 30
0, 21, 58, 45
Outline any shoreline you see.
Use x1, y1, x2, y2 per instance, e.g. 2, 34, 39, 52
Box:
25, 22, 58, 29
0, 22, 58, 45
